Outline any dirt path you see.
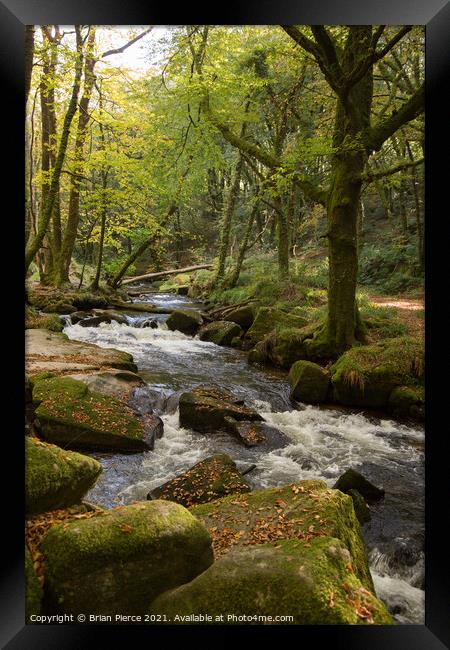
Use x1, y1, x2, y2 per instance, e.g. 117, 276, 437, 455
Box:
369, 293, 424, 338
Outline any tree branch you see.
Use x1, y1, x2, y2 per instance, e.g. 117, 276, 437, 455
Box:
362, 157, 424, 183
101, 27, 154, 58
364, 82, 424, 152
345, 26, 412, 91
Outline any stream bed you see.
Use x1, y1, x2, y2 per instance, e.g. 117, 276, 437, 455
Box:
63, 290, 425, 624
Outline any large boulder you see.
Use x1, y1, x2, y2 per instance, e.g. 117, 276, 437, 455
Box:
190, 480, 374, 591
166, 309, 203, 335
26, 437, 102, 515
40, 500, 213, 616
388, 385, 425, 421
25, 329, 137, 376
246, 307, 308, 345
148, 454, 250, 507
31, 376, 156, 452
223, 417, 291, 449
330, 336, 424, 409
333, 469, 385, 504
25, 545, 43, 620
179, 385, 263, 434
249, 327, 310, 369
223, 304, 256, 329
25, 305, 64, 332
198, 321, 242, 346
66, 369, 145, 402
78, 310, 128, 327
149, 537, 391, 625
288, 360, 330, 404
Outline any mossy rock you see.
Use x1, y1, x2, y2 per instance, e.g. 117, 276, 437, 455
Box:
388, 385, 425, 420
25, 545, 43, 620
223, 304, 256, 329
190, 480, 374, 592
25, 306, 64, 332
333, 469, 384, 504
230, 336, 243, 349
149, 537, 391, 625
330, 337, 424, 408
288, 360, 330, 404
246, 307, 308, 345
26, 437, 102, 514
71, 292, 109, 310
148, 454, 250, 507
259, 326, 314, 369
198, 320, 242, 346
348, 490, 371, 525
166, 309, 203, 335
32, 376, 152, 452
26, 329, 138, 376
40, 500, 214, 616
179, 385, 263, 434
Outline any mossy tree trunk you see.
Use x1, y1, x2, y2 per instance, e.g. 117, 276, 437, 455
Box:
325, 27, 373, 352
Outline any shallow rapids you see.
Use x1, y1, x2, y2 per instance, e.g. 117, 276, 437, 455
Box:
63, 292, 424, 624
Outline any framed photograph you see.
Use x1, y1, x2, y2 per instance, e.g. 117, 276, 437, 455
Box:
1, 0, 448, 646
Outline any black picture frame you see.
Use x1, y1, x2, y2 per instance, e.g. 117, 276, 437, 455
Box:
2, 1, 449, 647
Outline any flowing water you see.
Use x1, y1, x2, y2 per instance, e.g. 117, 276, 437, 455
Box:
63, 289, 425, 624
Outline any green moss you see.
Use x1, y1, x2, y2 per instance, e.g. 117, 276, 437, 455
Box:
388, 385, 425, 420
26, 437, 102, 514
149, 536, 391, 625
246, 307, 308, 345
191, 480, 374, 592
41, 500, 214, 615
32, 376, 148, 451
330, 336, 424, 408
348, 490, 371, 525
288, 360, 330, 403
25, 306, 64, 332
25, 545, 43, 620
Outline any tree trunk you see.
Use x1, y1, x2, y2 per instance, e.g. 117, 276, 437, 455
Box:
58, 27, 97, 286
214, 103, 250, 287
406, 141, 424, 270
227, 203, 258, 288
25, 26, 84, 274
214, 153, 244, 285
25, 26, 35, 105
325, 28, 373, 354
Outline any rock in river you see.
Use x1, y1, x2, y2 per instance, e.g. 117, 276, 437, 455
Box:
190, 480, 375, 593
26, 436, 102, 515
333, 469, 385, 504
288, 360, 330, 404
198, 320, 242, 346
25, 329, 137, 376
166, 309, 203, 335
31, 375, 159, 452
148, 453, 250, 507
149, 536, 391, 625
40, 500, 214, 616
179, 385, 262, 433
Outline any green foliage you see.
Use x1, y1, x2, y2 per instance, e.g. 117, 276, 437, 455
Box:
358, 238, 423, 294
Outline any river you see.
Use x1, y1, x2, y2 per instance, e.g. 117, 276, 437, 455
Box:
63, 290, 425, 624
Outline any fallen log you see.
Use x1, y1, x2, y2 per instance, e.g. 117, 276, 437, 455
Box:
121, 264, 213, 286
